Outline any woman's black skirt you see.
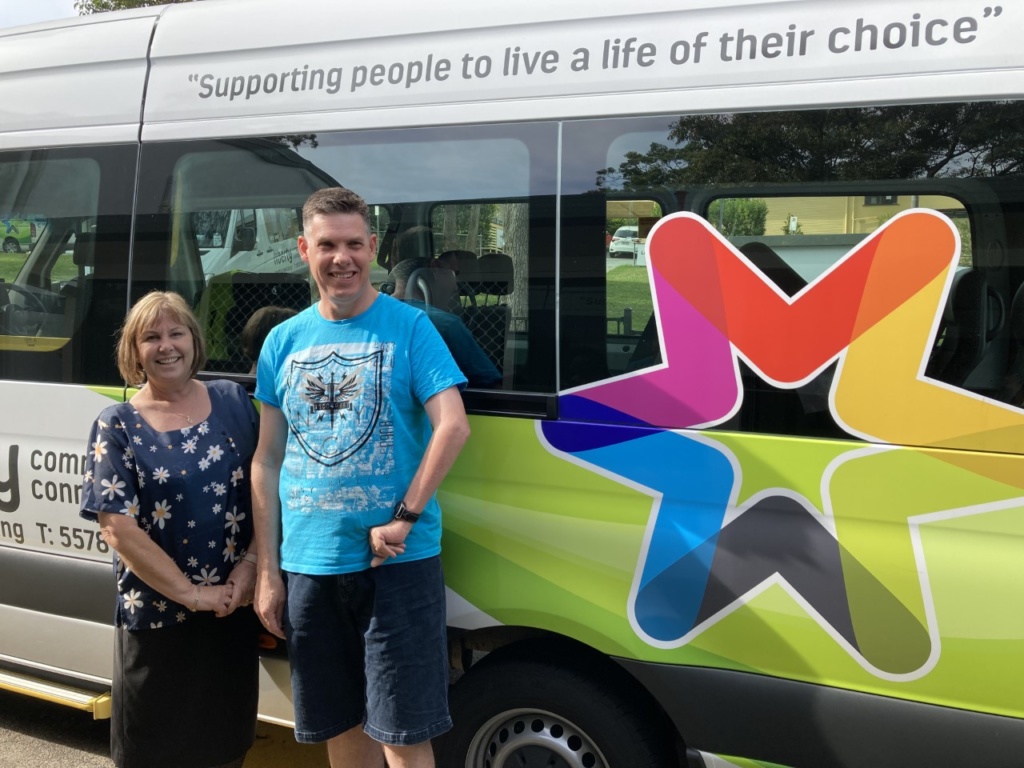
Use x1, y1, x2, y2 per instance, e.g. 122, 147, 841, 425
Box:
111, 608, 260, 768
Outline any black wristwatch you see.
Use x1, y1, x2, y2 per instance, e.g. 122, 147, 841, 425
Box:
393, 500, 421, 523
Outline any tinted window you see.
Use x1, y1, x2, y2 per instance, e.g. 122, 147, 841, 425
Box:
0, 146, 137, 385
136, 124, 558, 394
561, 102, 1024, 438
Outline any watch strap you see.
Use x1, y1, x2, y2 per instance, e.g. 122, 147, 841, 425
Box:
393, 500, 421, 523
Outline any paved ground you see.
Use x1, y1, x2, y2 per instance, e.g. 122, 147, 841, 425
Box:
0, 688, 326, 767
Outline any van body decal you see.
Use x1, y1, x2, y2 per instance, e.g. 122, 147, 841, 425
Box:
538, 211, 1024, 684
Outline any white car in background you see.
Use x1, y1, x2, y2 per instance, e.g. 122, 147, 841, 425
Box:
608, 225, 640, 257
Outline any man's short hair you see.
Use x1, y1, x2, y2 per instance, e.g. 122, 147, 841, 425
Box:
302, 187, 370, 230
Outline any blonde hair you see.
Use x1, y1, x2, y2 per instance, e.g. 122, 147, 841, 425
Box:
117, 291, 207, 385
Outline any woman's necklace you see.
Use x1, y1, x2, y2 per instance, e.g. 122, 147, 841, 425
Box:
163, 381, 198, 426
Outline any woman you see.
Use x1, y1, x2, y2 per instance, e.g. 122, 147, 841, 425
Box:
80, 291, 260, 768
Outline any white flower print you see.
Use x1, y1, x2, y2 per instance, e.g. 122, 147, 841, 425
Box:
153, 467, 170, 484
206, 445, 224, 463
98, 418, 109, 430
152, 500, 172, 529
198, 458, 211, 471
208, 540, 216, 549
149, 445, 158, 453
187, 520, 196, 528
212, 503, 222, 515
176, 493, 184, 502
150, 622, 164, 628
121, 495, 141, 517
231, 467, 245, 487
181, 437, 198, 454
154, 600, 167, 613
132, 435, 142, 445
92, 439, 108, 462
224, 508, 245, 534
222, 537, 237, 562
100, 476, 126, 500
82, 469, 94, 483
122, 589, 143, 614
213, 483, 227, 497
187, 556, 198, 567
192, 567, 220, 585
176, 611, 186, 623
197, 422, 210, 435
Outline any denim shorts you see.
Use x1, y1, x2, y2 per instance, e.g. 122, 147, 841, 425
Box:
283, 556, 452, 746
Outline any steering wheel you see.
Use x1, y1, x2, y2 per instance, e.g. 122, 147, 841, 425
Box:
0, 283, 49, 336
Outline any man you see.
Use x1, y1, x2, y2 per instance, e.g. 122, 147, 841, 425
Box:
251, 187, 470, 768
387, 257, 501, 388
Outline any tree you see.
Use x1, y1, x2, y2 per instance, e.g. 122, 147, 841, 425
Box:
597, 103, 1024, 190
707, 198, 767, 237
76, 0, 195, 13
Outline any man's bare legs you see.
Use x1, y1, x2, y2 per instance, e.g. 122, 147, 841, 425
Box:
383, 741, 434, 768
326, 725, 434, 768
326, 726, 385, 768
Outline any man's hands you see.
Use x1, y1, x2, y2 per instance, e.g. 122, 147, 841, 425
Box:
368, 519, 412, 567
254, 568, 287, 639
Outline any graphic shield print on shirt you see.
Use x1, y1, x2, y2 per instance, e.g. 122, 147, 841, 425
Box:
289, 349, 384, 466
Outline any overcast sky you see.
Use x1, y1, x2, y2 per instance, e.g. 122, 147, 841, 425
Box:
0, 0, 79, 29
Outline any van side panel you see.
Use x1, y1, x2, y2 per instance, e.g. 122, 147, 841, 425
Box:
0, 15, 156, 150
140, 0, 1024, 141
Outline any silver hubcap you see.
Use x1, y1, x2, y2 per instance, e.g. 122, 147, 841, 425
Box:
467, 708, 606, 768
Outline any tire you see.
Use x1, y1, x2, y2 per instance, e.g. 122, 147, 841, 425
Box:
2, 237, 20, 253
435, 655, 675, 768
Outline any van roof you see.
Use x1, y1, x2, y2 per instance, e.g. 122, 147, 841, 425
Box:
2, 0, 1023, 149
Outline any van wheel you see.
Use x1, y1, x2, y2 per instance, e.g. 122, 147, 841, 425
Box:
2, 237, 20, 253
434, 656, 675, 768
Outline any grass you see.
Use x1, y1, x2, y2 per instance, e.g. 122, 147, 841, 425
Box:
606, 264, 653, 335
0, 252, 76, 285
0, 253, 27, 283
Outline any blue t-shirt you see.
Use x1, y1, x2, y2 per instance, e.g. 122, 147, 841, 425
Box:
255, 295, 466, 575
80, 380, 258, 630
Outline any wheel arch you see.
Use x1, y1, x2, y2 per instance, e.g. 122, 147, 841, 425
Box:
448, 627, 688, 764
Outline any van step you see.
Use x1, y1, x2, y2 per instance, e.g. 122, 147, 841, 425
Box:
0, 669, 111, 719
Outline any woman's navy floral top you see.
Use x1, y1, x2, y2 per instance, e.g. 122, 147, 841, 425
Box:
80, 380, 258, 630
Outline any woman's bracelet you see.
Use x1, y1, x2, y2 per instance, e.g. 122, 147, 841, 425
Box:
189, 585, 201, 612
242, 552, 258, 566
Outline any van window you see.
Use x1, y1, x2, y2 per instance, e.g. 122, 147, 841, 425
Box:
136, 124, 558, 391
562, 101, 1024, 435
0, 147, 137, 385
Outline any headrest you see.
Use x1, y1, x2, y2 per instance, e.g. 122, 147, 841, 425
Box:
434, 249, 477, 282
408, 267, 459, 310
476, 251, 513, 295
74, 232, 131, 278
72, 232, 96, 267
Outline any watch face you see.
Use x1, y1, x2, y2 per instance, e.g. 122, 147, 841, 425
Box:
394, 502, 420, 522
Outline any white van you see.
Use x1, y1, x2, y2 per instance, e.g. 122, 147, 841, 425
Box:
2, 2, 1024, 766
196, 207, 304, 277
